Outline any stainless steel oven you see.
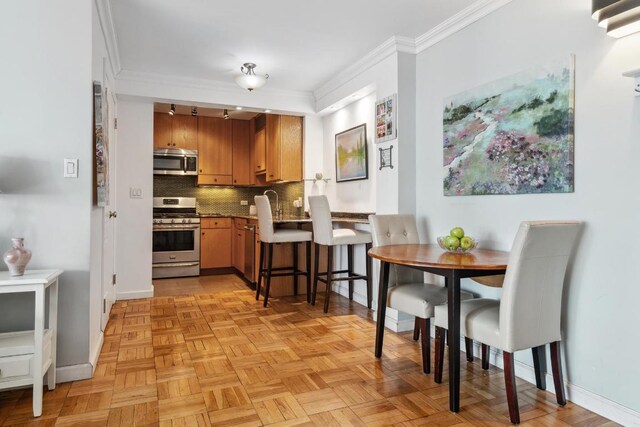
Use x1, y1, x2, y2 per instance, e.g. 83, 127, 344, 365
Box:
152, 197, 200, 279
153, 148, 198, 176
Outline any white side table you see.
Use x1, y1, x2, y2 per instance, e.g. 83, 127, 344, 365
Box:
0, 269, 62, 417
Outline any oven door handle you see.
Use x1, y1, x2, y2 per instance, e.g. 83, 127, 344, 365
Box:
153, 225, 201, 231
153, 262, 200, 268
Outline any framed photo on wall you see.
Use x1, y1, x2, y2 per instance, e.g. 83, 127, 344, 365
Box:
335, 124, 368, 183
375, 94, 396, 143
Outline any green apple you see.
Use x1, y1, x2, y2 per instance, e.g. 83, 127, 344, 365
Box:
444, 236, 460, 250
460, 236, 474, 250
450, 227, 465, 239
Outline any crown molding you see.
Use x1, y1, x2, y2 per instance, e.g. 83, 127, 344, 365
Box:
94, 0, 122, 77
414, 0, 515, 53
313, 0, 514, 101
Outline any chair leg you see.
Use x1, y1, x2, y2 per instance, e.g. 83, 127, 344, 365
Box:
293, 242, 299, 296
263, 244, 274, 308
419, 318, 430, 374
305, 241, 311, 303
347, 244, 354, 300
323, 246, 334, 313
550, 341, 566, 406
365, 243, 372, 309
413, 318, 420, 341
434, 326, 446, 383
481, 344, 490, 370
312, 243, 320, 306
532, 345, 547, 390
256, 242, 264, 301
503, 351, 520, 425
465, 337, 474, 362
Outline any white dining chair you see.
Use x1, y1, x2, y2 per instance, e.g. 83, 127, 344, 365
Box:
308, 195, 372, 313
433, 220, 580, 424
369, 214, 475, 374
254, 195, 313, 307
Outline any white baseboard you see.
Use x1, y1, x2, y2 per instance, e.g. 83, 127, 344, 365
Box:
56, 363, 93, 383
447, 331, 640, 426
116, 288, 153, 300
89, 331, 104, 375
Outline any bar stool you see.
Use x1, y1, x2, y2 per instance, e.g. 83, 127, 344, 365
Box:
308, 195, 372, 313
254, 195, 313, 307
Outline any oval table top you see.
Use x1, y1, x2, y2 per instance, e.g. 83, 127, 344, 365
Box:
368, 244, 510, 271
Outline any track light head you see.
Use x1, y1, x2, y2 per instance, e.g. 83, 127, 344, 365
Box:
169, 103, 176, 115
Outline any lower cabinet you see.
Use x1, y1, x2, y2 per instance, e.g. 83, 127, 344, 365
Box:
200, 218, 231, 269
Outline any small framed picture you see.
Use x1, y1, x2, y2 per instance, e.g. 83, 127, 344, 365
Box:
375, 94, 397, 143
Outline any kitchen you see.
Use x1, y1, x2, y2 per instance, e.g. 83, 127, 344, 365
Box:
151, 103, 347, 300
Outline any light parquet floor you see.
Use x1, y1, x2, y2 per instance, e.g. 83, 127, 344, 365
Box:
0, 276, 617, 426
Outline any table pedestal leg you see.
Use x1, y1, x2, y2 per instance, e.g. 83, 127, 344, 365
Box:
47, 279, 58, 390
33, 287, 44, 417
447, 270, 461, 413
374, 261, 390, 358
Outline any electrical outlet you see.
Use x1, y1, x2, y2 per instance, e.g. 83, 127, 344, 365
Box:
240, 200, 248, 206
130, 187, 143, 199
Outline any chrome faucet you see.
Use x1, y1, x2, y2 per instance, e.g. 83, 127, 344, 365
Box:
263, 189, 282, 218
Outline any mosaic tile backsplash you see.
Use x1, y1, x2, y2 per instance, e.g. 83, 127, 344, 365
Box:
154, 176, 305, 217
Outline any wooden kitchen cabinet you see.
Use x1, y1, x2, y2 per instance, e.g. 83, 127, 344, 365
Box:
198, 117, 233, 186
232, 120, 251, 186
172, 115, 197, 150
265, 114, 303, 182
255, 128, 266, 174
153, 113, 197, 150
200, 218, 231, 269
153, 112, 173, 149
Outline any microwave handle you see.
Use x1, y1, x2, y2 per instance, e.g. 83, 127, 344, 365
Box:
183, 156, 188, 173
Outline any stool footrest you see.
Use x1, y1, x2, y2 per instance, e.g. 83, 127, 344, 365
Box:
316, 274, 368, 284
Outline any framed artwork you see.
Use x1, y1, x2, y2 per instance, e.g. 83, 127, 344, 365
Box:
375, 94, 396, 143
443, 55, 575, 196
93, 81, 109, 207
335, 124, 368, 183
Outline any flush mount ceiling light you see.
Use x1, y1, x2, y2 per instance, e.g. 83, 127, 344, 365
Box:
235, 63, 269, 91
168, 103, 176, 115
592, 0, 640, 38
223, 109, 230, 120
191, 106, 197, 116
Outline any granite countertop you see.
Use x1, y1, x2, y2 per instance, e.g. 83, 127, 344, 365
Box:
198, 212, 371, 224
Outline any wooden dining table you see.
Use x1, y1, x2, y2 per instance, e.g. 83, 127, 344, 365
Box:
368, 244, 510, 413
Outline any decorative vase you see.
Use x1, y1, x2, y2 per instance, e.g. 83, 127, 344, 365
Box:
3, 238, 32, 276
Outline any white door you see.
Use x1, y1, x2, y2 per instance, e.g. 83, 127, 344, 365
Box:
101, 86, 117, 330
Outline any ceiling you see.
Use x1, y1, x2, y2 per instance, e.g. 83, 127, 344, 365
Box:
110, 0, 477, 92
154, 103, 260, 120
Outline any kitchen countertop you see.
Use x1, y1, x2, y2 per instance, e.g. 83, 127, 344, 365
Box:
198, 213, 371, 224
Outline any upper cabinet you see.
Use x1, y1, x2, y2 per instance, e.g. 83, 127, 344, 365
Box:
197, 117, 233, 186
153, 113, 197, 150
232, 120, 251, 186
264, 114, 303, 182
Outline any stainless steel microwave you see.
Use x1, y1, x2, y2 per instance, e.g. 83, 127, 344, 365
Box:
153, 148, 198, 176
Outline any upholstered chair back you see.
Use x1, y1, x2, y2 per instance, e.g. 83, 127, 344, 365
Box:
308, 195, 334, 245
369, 214, 425, 287
254, 195, 275, 243
500, 221, 580, 352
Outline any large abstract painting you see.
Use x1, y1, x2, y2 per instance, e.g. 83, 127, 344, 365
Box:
443, 56, 575, 196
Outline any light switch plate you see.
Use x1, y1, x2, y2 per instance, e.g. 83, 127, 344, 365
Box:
63, 158, 78, 178
130, 187, 143, 199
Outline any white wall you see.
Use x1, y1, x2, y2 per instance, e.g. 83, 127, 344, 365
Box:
415, 0, 640, 415
0, 1, 93, 368
115, 99, 154, 300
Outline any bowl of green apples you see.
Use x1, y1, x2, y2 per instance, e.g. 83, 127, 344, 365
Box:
437, 227, 478, 253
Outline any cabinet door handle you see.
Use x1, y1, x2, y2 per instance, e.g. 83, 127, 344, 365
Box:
199, 169, 203, 173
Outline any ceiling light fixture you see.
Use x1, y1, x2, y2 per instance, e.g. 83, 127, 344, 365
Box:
235, 63, 269, 92
169, 104, 176, 115
223, 109, 230, 120
191, 106, 197, 116
264, 109, 271, 113
235, 106, 243, 110
592, 0, 640, 38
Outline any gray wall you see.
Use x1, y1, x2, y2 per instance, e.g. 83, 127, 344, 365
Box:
0, 1, 93, 366
414, 0, 640, 412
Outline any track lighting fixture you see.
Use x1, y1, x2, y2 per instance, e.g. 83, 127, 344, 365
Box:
168, 104, 176, 115
191, 106, 197, 117
223, 109, 230, 120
